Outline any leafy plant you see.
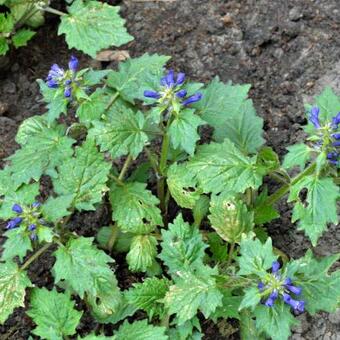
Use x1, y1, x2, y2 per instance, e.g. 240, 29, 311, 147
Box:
0, 54, 340, 340
0, 0, 133, 56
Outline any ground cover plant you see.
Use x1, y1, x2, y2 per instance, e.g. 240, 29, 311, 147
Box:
0, 0, 133, 57
0, 51, 340, 340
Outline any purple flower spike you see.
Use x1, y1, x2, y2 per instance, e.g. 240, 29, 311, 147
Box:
144, 90, 161, 99
271, 260, 280, 273
6, 217, 23, 229
12, 204, 23, 214
68, 55, 79, 72
28, 224, 36, 231
182, 93, 203, 106
309, 106, 321, 129
176, 89, 187, 98
264, 290, 278, 307
283, 293, 305, 312
176, 72, 186, 85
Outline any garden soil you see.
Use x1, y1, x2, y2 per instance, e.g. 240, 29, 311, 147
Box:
1, 0, 340, 339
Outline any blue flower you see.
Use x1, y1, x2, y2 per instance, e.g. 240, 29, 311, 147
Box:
309, 106, 321, 129
68, 55, 79, 73
258, 261, 304, 313
46, 64, 65, 89
6, 217, 23, 229
12, 203, 23, 214
144, 69, 202, 107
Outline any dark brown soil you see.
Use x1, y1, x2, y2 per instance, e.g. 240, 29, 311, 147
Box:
1, 0, 340, 339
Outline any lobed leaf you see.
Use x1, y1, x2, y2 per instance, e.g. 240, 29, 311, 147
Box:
12, 29, 36, 48
283, 143, 312, 170
1, 228, 32, 262
59, 0, 133, 57
27, 288, 82, 340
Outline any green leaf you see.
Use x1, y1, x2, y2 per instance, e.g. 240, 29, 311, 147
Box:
7, 122, 75, 185
159, 214, 207, 274
210, 292, 242, 321
107, 54, 170, 103
87, 276, 122, 323
167, 163, 201, 209
164, 267, 223, 325
283, 143, 311, 170
194, 78, 264, 153
0, 37, 9, 55
114, 319, 168, 340
0, 13, 14, 33
254, 301, 298, 340
89, 108, 149, 159
12, 29, 36, 48
37, 80, 69, 123
193, 195, 210, 228
288, 175, 338, 245
53, 237, 115, 298
186, 139, 266, 194
0, 166, 19, 197
83, 69, 111, 86
126, 235, 157, 272
0, 261, 32, 324
207, 233, 228, 262
289, 250, 340, 314
53, 139, 111, 211
168, 108, 205, 155
253, 189, 280, 225
76, 88, 111, 124
314, 87, 340, 122
1, 228, 32, 262
10, 3, 44, 28
208, 192, 254, 243
41, 196, 73, 223
256, 147, 280, 171
126, 277, 169, 319
110, 182, 162, 234
27, 288, 82, 340
238, 234, 277, 277
239, 286, 261, 311
0, 183, 39, 220
59, 0, 133, 57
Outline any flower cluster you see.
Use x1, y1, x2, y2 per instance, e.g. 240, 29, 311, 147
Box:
6, 202, 41, 240
144, 69, 202, 107
258, 261, 304, 313
46, 56, 79, 98
309, 106, 340, 165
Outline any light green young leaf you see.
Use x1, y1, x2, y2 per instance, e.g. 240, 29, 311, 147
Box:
0, 182, 39, 220
256, 146, 280, 171
0, 261, 32, 324
12, 29, 36, 48
53, 139, 111, 211
27, 288, 82, 340
41, 196, 73, 223
159, 214, 207, 274
107, 53, 170, 103
89, 109, 149, 159
87, 276, 123, 323
167, 163, 201, 209
186, 139, 266, 194
194, 78, 264, 153
283, 143, 311, 170
208, 192, 254, 244
164, 267, 223, 325
76, 88, 111, 124
114, 319, 168, 340
238, 234, 277, 277
83, 69, 112, 86
288, 175, 338, 246
254, 301, 298, 340
238, 286, 261, 311
110, 182, 162, 234
53, 237, 115, 298
7, 123, 74, 185
288, 250, 340, 314
0, 166, 19, 197
0, 13, 14, 33
1, 228, 32, 262
59, 0, 133, 57
126, 277, 169, 319
314, 87, 340, 122
168, 109, 205, 155
126, 235, 157, 272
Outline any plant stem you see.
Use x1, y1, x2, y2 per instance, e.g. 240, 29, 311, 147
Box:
20, 242, 53, 271
266, 162, 316, 206
145, 147, 160, 175
104, 92, 119, 113
109, 174, 124, 186
226, 242, 235, 267
107, 225, 118, 251
118, 154, 132, 181
38, 6, 66, 16
268, 171, 290, 185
